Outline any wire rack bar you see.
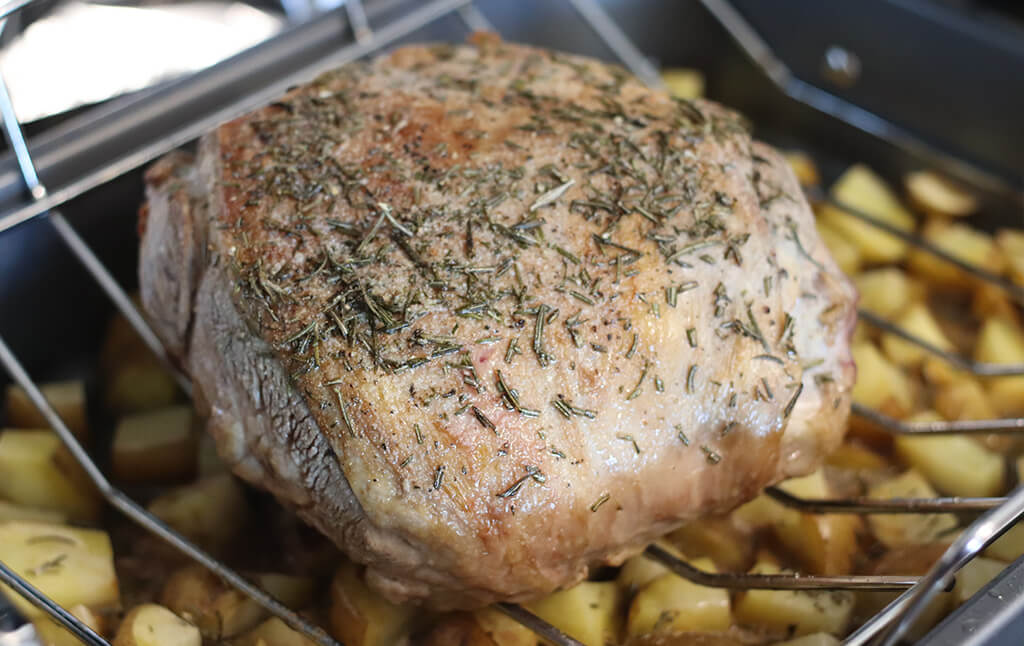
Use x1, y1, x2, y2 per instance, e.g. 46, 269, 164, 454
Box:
565, 0, 662, 88
344, 0, 372, 43
496, 604, 586, 646
766, 487, 1005, 514
852, 402, 1024, 435
0, 560, 107, 646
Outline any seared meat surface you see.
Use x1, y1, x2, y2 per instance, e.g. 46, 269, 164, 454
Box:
139, 36, 856, 609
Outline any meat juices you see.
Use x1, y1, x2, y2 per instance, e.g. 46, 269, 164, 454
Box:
139, 36, 856, 609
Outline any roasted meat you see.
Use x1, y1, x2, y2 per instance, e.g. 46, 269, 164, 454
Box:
138, 36, 856, 609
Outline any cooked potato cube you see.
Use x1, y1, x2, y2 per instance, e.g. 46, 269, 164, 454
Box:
160, 565, 264, 639
954, 557, 1006, 605
472, 607, 537, 646
0, 430, 101, 521
669, 518, 752, 572
626, 557, 730, 637
908, 221, 1006, 289
775, 471, 862, 575
34, 604, 106, 646
818, 165, 916, 264
904, 171, 977, 218
974, 316, 1024, 417
329, 561, 418, 646
111, 406, 197, 483
5, 380, 87, 440
786, 151, 820, 188
0, 500, 67, 524
419, 610, 537, 646
867, 470, 957, 547
894, 412, 1004, 497
814, 219, 861, 277
527, 581, 622, 646
733, 561, 853, 637
661, 68, 705, 99
112, 604, 199, 646
997, 229, 1024, 287
825, 442, 888, 471
235, 617, 318, 646
618, 551, 671, 593
0, 522, 118, 619
147, 474, 248, 553
850, 343, 914, 418
731, 493, 788, 532
933, 376, 998, 422
773, 634, 841, 646
101, 310, 180, 414
853, 268, 925, 319
972, 283, 1022, 325
881, 303, 954, 367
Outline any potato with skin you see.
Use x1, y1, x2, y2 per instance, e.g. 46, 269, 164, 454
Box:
33, 604, 105, 646
160, 565, 263, 639
5, 380, 88, 440
113, 605, 200, 646
0, 430, 101, 521
329, 561, 419, 646
112, 406, 197, 483
818, 164, 916, 264
907, 221, 1006, 289
418, 610, 537, 646
527, 581, 622, 646
904, 171, 977, 218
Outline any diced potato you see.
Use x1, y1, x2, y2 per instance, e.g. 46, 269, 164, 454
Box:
907, 221, 1006, 289
904, 171, 977, 218
853, 268, 926, 319
974, 316, 1024, 417
527, 581, 622, 646
33, 604, 106, 646
669, 517, 752, 572
972, 283, 1022, 326
5, 380, 87, 440
996, 228, 1024, 287
933, 376, 998, 422
733, 561, 854, 637
731, 493, 788, 532
0, 500, 67, 524
815, 219, 861, 277
235, 617, 318, 646
329, 561, 418, 646
147, 474, 248, 553
881, 303, 954, 367
101, 310, 180, 414
0, 430, 101, 521
786, 151, 820, 188
954, 557, 1006, 605
111, 406, 197, 483
818, 164, 916, 264
825, 442, 888, 471
419, 610, 538, 646
0, 522, 118, 619
985, 522, 1024, 562
773, 634, 841, 646
850, 343, 914, 419
113, 604, 200, 646
661, 68, 705, 99
160, 565, 264, 639
626, 557, 730, 637
894, 411, 1005, 497
866, 470, 957, 548
618, 551, 672, 593
775, 471, 862, 575
473, 607, 537, 646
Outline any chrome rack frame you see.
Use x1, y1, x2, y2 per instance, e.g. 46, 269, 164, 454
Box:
0, 1, 1021, 645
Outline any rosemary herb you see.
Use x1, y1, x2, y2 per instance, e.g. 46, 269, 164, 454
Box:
433, 465, 446, 490
783, 382, 804, 418
626, 333, 638, 359
530, 179, 575, 211
686, 365, 697, 394
472, 406, 497, 433
414, 423, 423, 444
700, 445, 722, 464
686, 328, 697, 348
626, 363, 648, 401
590, 493, 610, 512
675, 424, 690, 446
617, 433, 641, 454
333, 387, 355, 437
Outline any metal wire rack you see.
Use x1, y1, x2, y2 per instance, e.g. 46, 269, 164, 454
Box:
0, 1, 1021, 645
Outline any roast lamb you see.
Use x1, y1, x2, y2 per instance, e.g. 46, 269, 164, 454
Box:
138, 35, 857, 609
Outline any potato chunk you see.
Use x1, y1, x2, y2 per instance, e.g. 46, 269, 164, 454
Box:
626, 558, 730, 637
0, 522, 118, 619
997, 228, 1024, 287
853, 268, 924, 319
818, 164, 916, 263
113, 604, 200, 646
329, 561, 418, 646
0, 429, 101, 521
894, 412, 1005, 497
5, 380, 87, 440
235, 618, 318, 646
850, 343, 913, 419
904, 171, 977, 218
814, 219, 861, 276
160, 565, 263, 639
527, 581, 622, 646
774, 471, 862, 575
974, 316, 1024, 417
908, 221, 1006, 289
34, 604, 106, 646
0, 500, 67, 524
669, 517, 752, 572
661, 68, 705, 100
147, 474, 248, 553
111, 406, 197, 483
785, 151, 820, 188
733, 561, 853, 637
881, 303, 954, 367
866, 470, 958, 547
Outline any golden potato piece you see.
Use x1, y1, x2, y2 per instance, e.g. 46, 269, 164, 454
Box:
5, 380, 87, 440
853, 268, 925, 319
850, 342, 914, 419
661, 68, 705, 100
814, 218, 861, 277
111, 406, 197, 483
974, 316, 1024, 418
866, 470, 958, 548
785, 151, 820, 187
818, 164, 916, 264
775, 470, 862, 575
904, 170, 977, 218
933, 376, 998, 422
907, 221, 1005, 289
33, 604, 106, 646
881, 303, 954, 368
996, 228, 1024, 287
669, 517, 752, 573
618, 550, 672, 593
985, 522, 1024, 562
0, 429, 101, 521
160, 565, 264, 639
858, 543, 952, 641
235, 618, 318, 646
0, 500, 67, 524
773, 634, 841, 646
329, 561, 419, 646
894, 411, 1005, 497
0, 522, 119, 620
527, 581, 622, 646
113, 605, 200, 646
147, 474, 249, 553
626, 557, 730, 638
733, 561, 853, 637
825, 442, 888, 471
101, 309, 181, 414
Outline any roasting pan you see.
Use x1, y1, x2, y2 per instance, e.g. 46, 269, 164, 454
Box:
0, 0, 1022, 644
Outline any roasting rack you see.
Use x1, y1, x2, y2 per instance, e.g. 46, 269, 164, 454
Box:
0, 1, 1021, 645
